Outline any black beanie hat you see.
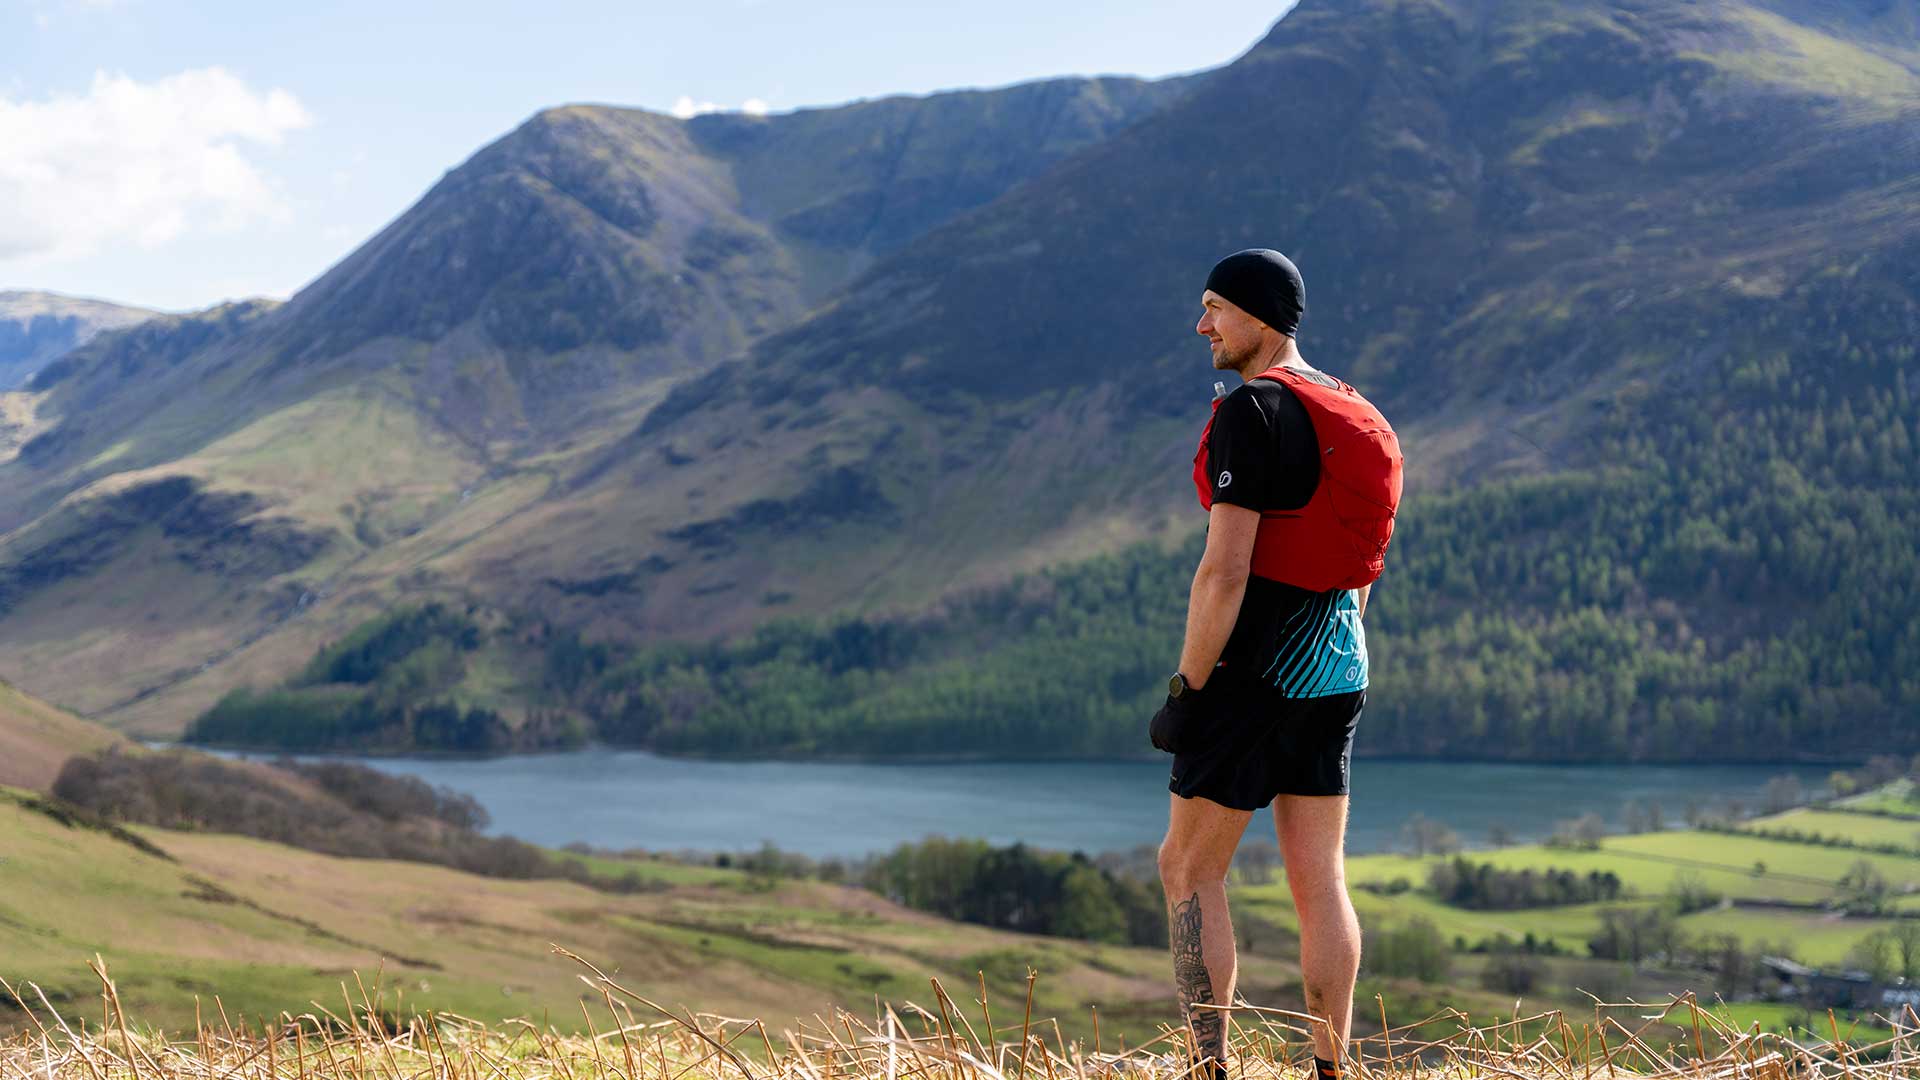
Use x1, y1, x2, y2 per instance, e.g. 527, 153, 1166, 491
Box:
1205, 249, 1305, 337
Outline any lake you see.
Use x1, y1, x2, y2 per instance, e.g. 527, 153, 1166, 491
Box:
212, 748, 1830, 858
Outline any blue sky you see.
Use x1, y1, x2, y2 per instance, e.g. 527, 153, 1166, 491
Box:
2, 0, 1298, 312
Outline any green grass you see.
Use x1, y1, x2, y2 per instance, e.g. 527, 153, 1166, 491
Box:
1508, 107, 1632, 166
1700, 7, 1920, 114
1743, 808, 1920, 851
0, 788, 1280, 1044
624, 917, 923, 1004
1707, 1001, 1898, 1047
548, 848, 740, 888
1673, 908, 1899, 967
1297, 828, 1920, 968
1608, 831, 1920, 893
1343, 842, 1838, 904
1840, 780, 1920, 816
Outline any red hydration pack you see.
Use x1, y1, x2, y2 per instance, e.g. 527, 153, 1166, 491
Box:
1192, 366, 1402, 591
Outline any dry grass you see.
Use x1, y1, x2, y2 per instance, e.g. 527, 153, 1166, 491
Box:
5, 949, 1918, 1080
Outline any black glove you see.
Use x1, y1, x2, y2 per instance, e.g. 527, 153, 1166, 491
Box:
1149, 683, 1213, 755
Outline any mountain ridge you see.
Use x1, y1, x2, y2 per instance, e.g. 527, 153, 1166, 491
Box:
0, 290, 157, 391
2, 0, 1915, 753
0, 70, 1205, 731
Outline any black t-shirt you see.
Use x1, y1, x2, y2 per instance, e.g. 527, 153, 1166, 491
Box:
1204, 371, 1371, 697
1207, 378, 1320, 515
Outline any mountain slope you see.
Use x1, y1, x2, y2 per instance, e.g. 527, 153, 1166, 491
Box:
689, 74, 1200, 298
3, 0, 1916, 754
406, 0, 1918, 759
0, 76, 1193, 732
0, 788, 1289, 1039
489, 0, 1918, 630
0, 291, 156, 390
0, 679, 128, 791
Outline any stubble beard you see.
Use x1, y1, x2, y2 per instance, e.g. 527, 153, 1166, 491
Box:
1213, 337, 1259, 374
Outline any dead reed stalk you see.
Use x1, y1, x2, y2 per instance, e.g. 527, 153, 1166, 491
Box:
2, 951, 1913, 1080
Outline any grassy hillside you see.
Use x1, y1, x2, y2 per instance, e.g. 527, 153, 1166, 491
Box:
8, 779, 1912, 1058
0, 787, 1303, 1041
0, 679, 129, 791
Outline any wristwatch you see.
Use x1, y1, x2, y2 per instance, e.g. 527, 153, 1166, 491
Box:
1168, 672, 1196, 699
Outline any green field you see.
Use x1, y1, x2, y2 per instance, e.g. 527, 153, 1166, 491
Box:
1348, 828, 1920, 903
1707, 1001, 1899, 1046
1608, 830, 1920, 892
1743, 808, 1920, 850
1276, 823, 1920, 968
1838, 780, 1920, 815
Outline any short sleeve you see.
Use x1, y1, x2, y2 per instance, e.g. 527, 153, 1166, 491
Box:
1206, 388, 1278, 510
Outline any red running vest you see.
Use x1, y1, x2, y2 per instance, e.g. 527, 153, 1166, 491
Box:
1192, 366, 1403, 591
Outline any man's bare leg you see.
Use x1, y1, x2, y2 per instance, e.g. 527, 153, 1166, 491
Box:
1159, 794, 1254, 1076
1273, 794, 1361, 1068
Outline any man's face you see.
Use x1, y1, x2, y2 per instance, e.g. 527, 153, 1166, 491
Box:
1195, 290, 1266, 371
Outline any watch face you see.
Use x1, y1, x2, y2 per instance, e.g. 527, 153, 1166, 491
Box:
1169, 673, 1185, 698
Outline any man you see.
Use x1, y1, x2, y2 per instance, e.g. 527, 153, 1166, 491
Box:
1148, 249, 1401, 1080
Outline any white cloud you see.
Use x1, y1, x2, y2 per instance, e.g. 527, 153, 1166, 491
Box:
669, 95, 772, 119
0, 68, 312, 262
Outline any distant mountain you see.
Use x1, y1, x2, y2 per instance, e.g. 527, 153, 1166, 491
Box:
0, 291, 155, 389
0, 74, 1193, 732
3, 0, 1916, 760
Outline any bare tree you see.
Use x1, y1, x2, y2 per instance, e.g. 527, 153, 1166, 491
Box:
1763, 775, 1804, 814
1234, 842, 1278, 885
1403, 812, 1461, 857
1550, 813, 1606, 850
1623, 802, 1652, 834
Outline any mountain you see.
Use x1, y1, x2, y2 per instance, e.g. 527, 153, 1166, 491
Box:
364, 0, 1919, 762
503, 0, 1919, 643
0, 75, 1194, 732
0, 291, 156, 389
5, 0, 1918, 760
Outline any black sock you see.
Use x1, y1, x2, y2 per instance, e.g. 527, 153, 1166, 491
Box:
1205, 1060, 1228, 1080
1313, 1057, 1340, 1080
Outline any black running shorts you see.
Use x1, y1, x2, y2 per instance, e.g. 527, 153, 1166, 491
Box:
1167, 681, 1363, 810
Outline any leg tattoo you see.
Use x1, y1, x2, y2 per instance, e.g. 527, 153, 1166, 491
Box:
1171, 893, 1225, 1068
